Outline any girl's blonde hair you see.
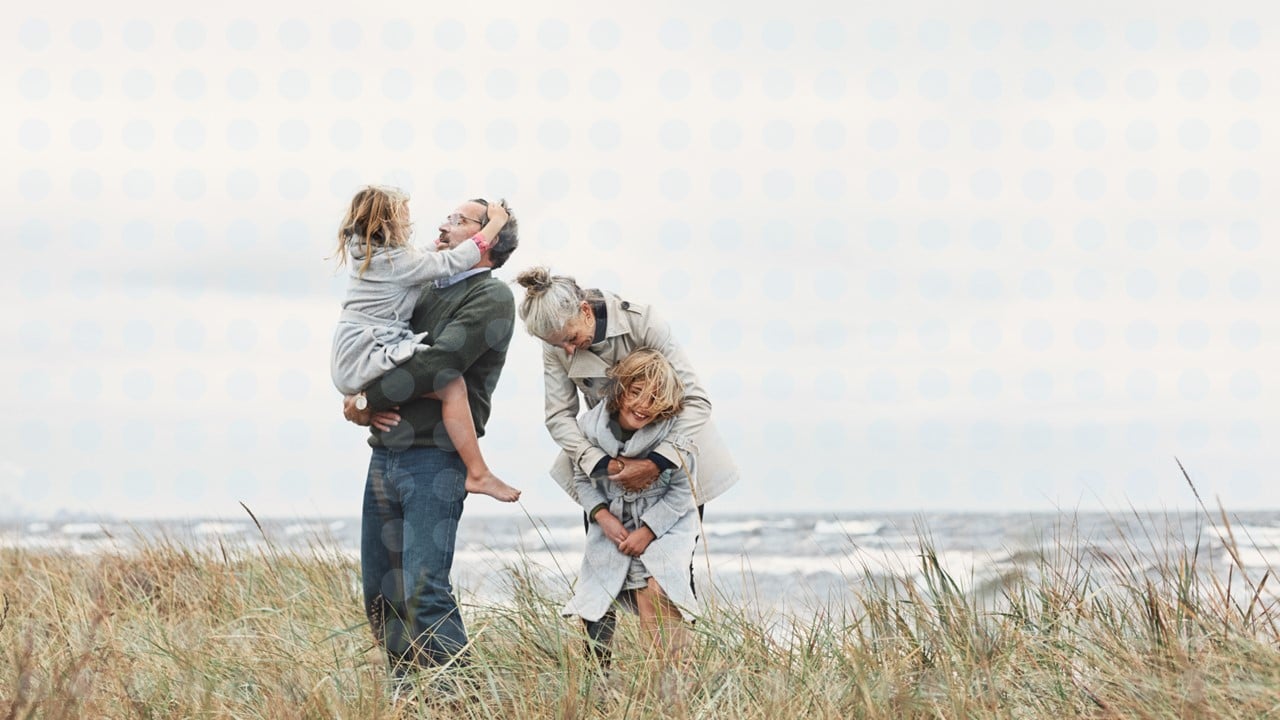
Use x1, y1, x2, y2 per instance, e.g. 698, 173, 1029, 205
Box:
333, 186, 412, 277
605, 348, 685, 422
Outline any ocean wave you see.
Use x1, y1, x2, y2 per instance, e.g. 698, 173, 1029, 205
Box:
456, 549, 583, 580
452, 546, 1011, 593
60, 523, 110, 537
1213, 524, 1280, 549
812, 520, 885, 537
1, 534, 125, 554
5, 512, 1276, 612
284, 522, 343, 537
518, 524, 584, 552
3, 535, 76, 551
193, 522, 245, 536
702, 548, 1007, 589
1223, 547, 1280, 571
703, 520, 785, 536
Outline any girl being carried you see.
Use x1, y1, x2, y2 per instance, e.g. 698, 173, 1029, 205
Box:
330, 185, 519, 502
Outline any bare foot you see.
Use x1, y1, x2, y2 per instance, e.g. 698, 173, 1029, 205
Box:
466, 472, 521, 502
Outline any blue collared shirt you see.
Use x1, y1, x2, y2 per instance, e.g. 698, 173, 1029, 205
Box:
433, 267, 490, 288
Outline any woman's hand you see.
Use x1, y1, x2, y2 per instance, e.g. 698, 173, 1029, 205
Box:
618, 525, 655, 556
594, 510, 628, 547
609, 458, 660, 492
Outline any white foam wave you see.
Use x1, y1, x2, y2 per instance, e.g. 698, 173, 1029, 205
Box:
518, 524, 583, 551
812, 520, 884, 537
1213, 525, 1280, 549
193, 522, 244, 536
704, 520, 775, 536
2, 536, 69, 551
452, 546, 1009, 593
0, 534, 125, 554
1224, 547, 1280, 571
284, 523, 336, 537
60, 523, 108, 537
27, 522, 49, 533
455, 549, 584, 584
702, 548, 1004, 589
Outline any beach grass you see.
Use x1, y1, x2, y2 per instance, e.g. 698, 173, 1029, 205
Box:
2, 512, 1278, 719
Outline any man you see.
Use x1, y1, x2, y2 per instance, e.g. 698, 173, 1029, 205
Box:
343, 198, 518, 681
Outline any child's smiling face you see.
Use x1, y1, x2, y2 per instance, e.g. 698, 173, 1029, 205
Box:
605, 347, 684, 432
617, 383, 659, 431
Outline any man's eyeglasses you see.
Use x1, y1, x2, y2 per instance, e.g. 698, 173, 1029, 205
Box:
445, 214, 483, 227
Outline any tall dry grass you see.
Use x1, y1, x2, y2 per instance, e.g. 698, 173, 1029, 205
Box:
1, 509, 1277, 719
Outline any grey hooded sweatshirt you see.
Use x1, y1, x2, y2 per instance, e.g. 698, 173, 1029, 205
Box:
330, 237, 480, 395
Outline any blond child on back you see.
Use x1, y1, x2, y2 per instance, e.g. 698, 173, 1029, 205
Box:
330, 185, 519, 502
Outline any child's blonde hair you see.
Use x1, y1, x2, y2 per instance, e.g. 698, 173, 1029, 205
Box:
606, 348, 685, 421
333, 185, 412, 277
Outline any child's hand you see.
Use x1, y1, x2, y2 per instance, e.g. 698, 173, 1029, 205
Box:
595, 510, 628, 546
485, 200, 508, 228
618, 525, 655, 556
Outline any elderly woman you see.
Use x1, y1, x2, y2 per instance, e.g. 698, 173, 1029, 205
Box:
515, 266, 738, 661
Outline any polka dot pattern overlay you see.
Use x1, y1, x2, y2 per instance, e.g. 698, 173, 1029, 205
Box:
6, 9, 1273, 514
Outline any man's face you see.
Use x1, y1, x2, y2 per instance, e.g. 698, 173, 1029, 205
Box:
436, 201, 488, 251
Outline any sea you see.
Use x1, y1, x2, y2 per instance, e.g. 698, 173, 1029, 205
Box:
5, 511, 1280, 618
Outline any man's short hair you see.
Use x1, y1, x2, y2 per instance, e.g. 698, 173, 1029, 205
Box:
472, 199, 519, 269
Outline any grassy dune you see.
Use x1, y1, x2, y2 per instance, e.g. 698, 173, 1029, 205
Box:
2, 515, 1278, 719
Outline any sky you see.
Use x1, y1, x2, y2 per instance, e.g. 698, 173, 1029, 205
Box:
1, 0, 1275, 520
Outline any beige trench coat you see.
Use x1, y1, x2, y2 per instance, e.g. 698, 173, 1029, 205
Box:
544, 290, 739, 506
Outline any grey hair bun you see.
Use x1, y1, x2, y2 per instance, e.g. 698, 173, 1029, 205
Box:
516, 266, 554, 295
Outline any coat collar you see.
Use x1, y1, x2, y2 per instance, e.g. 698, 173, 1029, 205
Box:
592, 290, 633, 343
567, 348, 611, 379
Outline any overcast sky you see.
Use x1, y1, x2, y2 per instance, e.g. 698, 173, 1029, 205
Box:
2, 0, 1275, 520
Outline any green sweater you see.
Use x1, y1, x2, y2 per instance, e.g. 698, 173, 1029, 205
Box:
363, 270, 514, 451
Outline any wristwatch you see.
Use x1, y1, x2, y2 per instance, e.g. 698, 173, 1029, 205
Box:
354, 392, 368, 411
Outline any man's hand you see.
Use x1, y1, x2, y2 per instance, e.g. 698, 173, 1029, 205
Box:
618, 525, 655, 557
608, 458, 660, 492
343, 395, 401, 431
595, 509, 628, 547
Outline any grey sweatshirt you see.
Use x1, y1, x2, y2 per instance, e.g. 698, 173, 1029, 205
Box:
330, 237, 480, 395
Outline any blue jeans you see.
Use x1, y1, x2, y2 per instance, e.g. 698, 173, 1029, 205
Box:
361, 446, 468, 674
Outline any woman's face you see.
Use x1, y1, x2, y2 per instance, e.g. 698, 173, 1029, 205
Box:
617, 383, 659, 431
543, 303, 594, 355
